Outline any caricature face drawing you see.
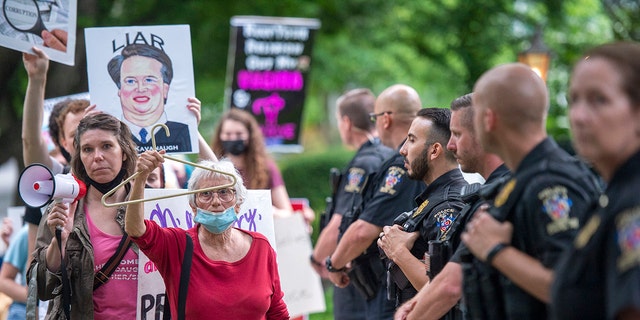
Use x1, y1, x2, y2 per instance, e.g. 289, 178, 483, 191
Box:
119, 55, 169, 125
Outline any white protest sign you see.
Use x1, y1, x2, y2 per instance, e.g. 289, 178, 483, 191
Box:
85, 25, 199, 155
0, 0, 78, 65
274, 214, 326, 317
6, 206, 26, 243
137, 188, 274, 320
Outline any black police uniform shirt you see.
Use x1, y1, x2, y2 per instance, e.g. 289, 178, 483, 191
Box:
410, 169, 467, 260
449, 164, 511, 263
470, 138, 599, 320
333, 139, 394, 232
359, 150, 426, 228
132, 121, 192, 153
551, 150, 640, 320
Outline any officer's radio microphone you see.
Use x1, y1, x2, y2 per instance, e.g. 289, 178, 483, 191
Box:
378, 210, 415, 260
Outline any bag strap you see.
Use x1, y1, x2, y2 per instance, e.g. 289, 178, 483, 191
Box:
163, 233, 194, 320
26, 262, 39, 320
56, 229, 71, 320
93, 234, 133, 290
178, 234, 193, 319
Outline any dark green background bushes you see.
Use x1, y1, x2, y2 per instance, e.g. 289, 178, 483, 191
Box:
279, 148, 355, 243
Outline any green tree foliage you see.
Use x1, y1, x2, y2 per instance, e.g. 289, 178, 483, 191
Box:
0, 0, 627, 201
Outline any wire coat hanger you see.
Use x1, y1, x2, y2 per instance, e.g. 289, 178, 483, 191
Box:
101, 123, 236, 207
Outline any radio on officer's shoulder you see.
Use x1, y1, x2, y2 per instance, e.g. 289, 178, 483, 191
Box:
393, 210, 413, 226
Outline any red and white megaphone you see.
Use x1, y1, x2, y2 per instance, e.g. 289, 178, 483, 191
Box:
18, 163, 87, 208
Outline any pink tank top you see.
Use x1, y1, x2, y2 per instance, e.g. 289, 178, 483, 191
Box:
86, 209, 138, 320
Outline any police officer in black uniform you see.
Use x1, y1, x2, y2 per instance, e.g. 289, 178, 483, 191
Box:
395, 93, 510, 320
460, 63, 601, 320
310, 88, 394, 319
550, 42, 640, 320
378, 108, 467, 306
325, 84, 425, 319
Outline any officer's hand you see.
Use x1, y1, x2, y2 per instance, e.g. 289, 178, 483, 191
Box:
394, 299, 417, 320
378, 225, 419, 262
328, 270, 350, 288
461, 205, 513, 262
310, 255, 329, 279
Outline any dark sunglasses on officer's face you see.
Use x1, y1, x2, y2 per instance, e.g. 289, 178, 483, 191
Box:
369, 111, 393, 123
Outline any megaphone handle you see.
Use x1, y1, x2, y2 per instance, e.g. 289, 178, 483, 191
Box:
48, 199, 73, 233
52, 199, 63, 231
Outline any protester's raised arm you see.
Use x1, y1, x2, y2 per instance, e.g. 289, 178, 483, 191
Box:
22, 47, 53, 168
126, 150, 164, 237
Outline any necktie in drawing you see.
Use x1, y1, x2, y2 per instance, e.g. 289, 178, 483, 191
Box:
140, 128, 148, 144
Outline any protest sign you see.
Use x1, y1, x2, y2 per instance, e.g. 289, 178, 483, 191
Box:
225, 16, 321, 153
6, 206, 25, 243
274, 214, 326, 317
0, 0, 77, 65
85, 25, 198, 155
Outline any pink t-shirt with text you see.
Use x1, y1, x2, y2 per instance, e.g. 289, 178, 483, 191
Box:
87, 211, 138, 320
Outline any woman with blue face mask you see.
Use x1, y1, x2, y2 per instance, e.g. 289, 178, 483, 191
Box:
125, 151, 289, 320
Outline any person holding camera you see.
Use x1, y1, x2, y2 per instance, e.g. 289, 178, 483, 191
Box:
459, 63, 601, 320
377, 108, 467, 306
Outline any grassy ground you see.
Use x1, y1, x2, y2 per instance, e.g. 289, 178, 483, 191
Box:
309, 280, 334, 320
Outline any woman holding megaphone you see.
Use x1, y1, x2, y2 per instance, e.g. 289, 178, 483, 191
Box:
28, 113, 139, 319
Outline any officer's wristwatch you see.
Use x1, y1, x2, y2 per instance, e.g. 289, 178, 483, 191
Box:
325, 257, 346, 273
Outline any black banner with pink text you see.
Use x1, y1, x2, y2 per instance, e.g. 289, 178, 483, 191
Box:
225, 16, 321, 153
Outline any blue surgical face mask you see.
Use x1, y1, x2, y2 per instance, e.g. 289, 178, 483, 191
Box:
194, 206, 238, 234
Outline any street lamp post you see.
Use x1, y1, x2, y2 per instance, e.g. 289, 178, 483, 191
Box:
518, 29, 551, 83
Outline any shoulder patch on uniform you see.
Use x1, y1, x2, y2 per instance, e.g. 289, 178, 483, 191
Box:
379, 166, 405, 195
434, 208, 457, 240
494, 179, 516, 207
616, 206, 640, 272
539, 185, 579, 235
344, 167, 367, 193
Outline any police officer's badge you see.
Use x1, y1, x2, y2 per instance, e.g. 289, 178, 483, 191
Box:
380, 166, 404, 195
344, 167, 366, 193
539, 185, 578, 235
494, 179, 516, 207
574, 214, 601, 249
616, 206, 640, 272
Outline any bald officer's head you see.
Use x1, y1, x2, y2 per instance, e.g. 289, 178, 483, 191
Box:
472, 63, 548, 155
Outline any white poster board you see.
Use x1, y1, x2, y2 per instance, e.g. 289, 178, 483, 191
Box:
136, 188, 275, 319
85, 25, 198, 155
6, 206, 25, 243
274, 214, 326, 317
0, 0, 77, 65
